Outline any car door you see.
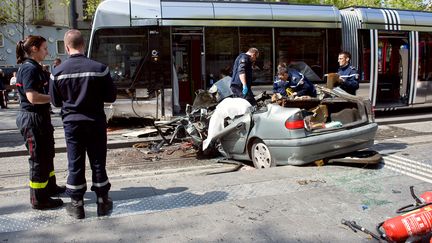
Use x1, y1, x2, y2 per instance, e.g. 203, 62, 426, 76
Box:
219, 113, 252, 155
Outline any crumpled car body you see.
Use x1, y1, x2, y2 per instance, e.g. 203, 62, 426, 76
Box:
210, 87, 378, 168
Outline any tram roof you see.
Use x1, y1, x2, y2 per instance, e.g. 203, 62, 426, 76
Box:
340, 7, 432, 31
92, 0, 341, 30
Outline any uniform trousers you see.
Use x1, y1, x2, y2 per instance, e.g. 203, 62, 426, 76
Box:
16, 110, 59, 204
63, 119, 111, 200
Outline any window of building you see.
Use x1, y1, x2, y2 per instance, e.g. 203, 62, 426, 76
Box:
56, 40, 65, 54
0, 33, 3, 47
33, 0, 46, 20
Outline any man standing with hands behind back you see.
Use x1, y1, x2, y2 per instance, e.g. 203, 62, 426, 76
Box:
50, 29, 117, 219
230, 47, 259, 106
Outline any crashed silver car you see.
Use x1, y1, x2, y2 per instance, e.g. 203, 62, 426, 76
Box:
204, 87, 378, 168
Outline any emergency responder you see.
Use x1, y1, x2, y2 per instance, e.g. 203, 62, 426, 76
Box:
286, 68, 317, 97
50, 29, 117, 219
52, 57, 61, 69
230, 47, 259, 106
15, 35, 65, 210
274, 67, 316, 98
273, 66, 290, 96
337, 51, 359, 95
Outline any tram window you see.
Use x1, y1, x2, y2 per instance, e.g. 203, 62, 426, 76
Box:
90, 27, 171, 95
275, 28, 326, 79
205, 27, 239, 86
419, 32, 432, 81
90, 28, 148, 88
239, 27, 273, 85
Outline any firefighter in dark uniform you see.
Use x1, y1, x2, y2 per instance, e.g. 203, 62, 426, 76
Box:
50, 29, 117, 219
230, 48, 259, 106
286, 68, 317, 97
15, 35, 65, 210
337, 51, 359, 95
275, 67, 316, 98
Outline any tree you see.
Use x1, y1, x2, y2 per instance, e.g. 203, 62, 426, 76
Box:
263, 0, 430, 10
0, 0, 27, 41
383, 0, 426, 11
83, 0, 102, 21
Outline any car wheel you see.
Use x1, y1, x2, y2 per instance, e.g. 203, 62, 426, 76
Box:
251, 140, 275, 169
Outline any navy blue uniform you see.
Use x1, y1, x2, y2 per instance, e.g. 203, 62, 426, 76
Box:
15, 58, 59, 204
50, 54, 116, 199
337, 65, 359, 95
230, 53, 256, 106
287, 69, 317, 97
273, 78, 290, 96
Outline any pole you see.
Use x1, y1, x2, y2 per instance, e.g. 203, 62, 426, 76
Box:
70, 0, 77, 29
19, 0, 25, 40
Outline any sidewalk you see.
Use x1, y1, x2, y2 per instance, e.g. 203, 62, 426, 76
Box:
0, 162, 429, 242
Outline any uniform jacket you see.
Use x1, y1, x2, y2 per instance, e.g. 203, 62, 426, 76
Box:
16, 58, 50, 112
337, 64, 359, 95
49, 54, 117, 122
230, 53, 253, 88
273, 78, 289, 96
287, 68, 317, 97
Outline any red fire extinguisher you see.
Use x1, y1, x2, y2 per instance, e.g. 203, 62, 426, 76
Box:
377, 186, 432, 242
396, 187, 432, 214
378, 205, 432, 242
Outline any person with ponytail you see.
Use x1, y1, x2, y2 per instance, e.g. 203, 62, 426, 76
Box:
15, 35, 65, 210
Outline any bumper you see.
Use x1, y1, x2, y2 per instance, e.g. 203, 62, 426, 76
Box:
264, 123, 378, 166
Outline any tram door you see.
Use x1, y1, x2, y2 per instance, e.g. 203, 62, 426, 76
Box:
376, 32, 410, 106
172, 28, 204, 112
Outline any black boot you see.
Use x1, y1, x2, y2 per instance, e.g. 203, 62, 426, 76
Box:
47, 176, 66, 197
48, 185, 66, 197
30, 188, 63, 210
32, 197, 64, 210
97, 195, 113, 217
66, 198, 85, 219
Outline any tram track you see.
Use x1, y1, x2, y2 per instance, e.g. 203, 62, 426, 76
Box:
0, 156, 226, 194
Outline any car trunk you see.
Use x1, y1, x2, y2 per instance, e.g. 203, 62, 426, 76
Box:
276, 89, 370, 133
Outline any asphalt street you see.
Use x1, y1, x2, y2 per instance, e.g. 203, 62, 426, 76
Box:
0, 102, 431, 242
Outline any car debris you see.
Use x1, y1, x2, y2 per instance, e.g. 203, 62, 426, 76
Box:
149, 81, 379, 168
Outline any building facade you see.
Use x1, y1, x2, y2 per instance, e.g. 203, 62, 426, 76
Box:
0, 0, 95, 71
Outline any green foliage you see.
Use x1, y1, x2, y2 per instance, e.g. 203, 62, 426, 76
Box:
0, 0, 20, 25
263, 0, 430, 11
84, 0, 102, 20
383, 0, 425, 11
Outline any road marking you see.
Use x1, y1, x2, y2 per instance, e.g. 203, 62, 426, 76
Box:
383, 154, 432, 184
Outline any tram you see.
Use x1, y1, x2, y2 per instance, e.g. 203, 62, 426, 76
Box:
87, 0, 432, 119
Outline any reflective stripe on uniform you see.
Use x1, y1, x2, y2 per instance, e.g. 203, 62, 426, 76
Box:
339, 74, 357, 78
50, 67, 109, 81
66, 183, 86, 190
92, 179, 109, 188
49, 170, 55, 177
29, 180, 48, 189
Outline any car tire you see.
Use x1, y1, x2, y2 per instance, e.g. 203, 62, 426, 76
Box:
251, 140, 275, 169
